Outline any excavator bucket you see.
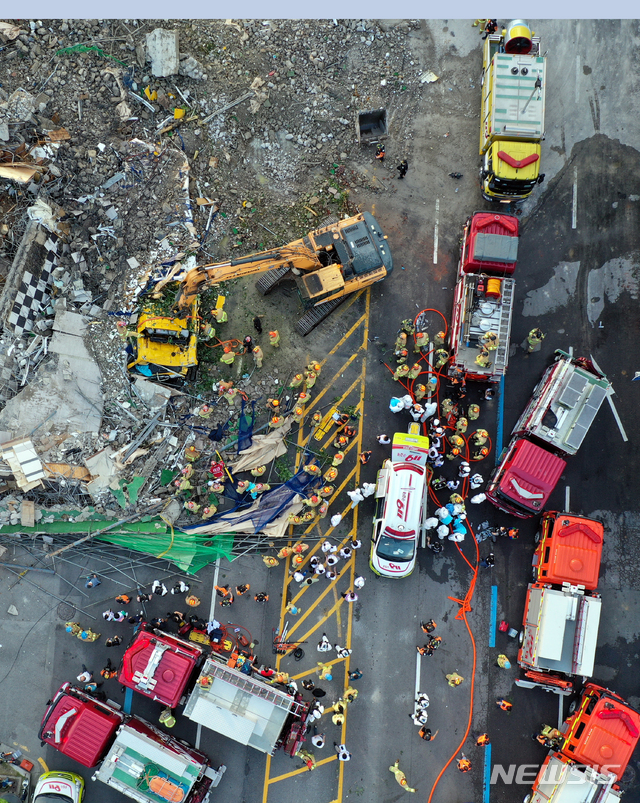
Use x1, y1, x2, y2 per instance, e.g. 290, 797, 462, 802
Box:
176, 266, 209, 308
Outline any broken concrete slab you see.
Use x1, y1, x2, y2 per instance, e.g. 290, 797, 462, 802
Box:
133, 376, 172, 411
0, 437, 45, 490
20, 500, 35, 527
0, 310, 103, 439
146, 28, 179, 77
84, 446, 117, 500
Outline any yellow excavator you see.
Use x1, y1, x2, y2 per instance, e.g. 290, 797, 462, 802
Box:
127, 212, 392, 384
176, 211, 392, 334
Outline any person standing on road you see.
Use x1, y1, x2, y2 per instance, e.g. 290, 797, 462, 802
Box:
457, 754, 472, 773
348, 668, 363, 681
496, 697, 513, 712
420, 620, 437, 633
375, 143, 385, 162
311, 732, 326, 749
377, 434, 391, 444
100, 659, 117, 680
159, 707, 176, 728
480, 553, 495, 569
77, 665, 93, 683
334, 743, 351, 761
389, 760, 416, 792
446, 672, 464, 687
397, 159, 408, 180
105, 635, 122, 647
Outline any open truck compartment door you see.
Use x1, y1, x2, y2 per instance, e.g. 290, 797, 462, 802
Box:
184, 655, 309, 755
518, 584, 602, 681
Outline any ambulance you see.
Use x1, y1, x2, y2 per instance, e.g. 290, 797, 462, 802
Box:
370, 428, 430, 578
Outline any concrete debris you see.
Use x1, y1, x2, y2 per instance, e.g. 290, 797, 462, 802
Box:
0, 88, 36, 123
146, 28, 180, 77
0, 437, 45, 490
179, 54, 207, 81
7, 605, 19, 616
0, 16, 428, 542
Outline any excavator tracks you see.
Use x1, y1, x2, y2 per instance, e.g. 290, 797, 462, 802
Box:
295, 296, 346, 336
255, 265, 293, 296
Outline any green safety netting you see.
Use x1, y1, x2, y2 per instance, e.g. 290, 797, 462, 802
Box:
0, 516, 234, 575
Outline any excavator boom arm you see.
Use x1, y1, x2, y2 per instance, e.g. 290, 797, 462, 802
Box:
175, 245, 319, 308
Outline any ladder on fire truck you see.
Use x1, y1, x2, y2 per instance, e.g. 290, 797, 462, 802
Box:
491, 278, 515, 375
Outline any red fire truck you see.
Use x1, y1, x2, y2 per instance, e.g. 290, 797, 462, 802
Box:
448, 211, 519, 382
532, 511, 604, 589
524, 685, 640, 803
560, 684, 640, 780
517, 510, 605, 695
525, 753, 623, 803
487, 351, 612, 518
118, 624, 206, 708
39, 682, 225, 802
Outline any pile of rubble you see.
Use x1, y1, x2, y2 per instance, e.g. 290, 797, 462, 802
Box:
0, 17, 435, 563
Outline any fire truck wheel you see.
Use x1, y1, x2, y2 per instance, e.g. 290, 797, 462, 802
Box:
534, 529, 541, 544
567, 698, 578, 715
523, 795, 532, 803
532, 566, 538, 582
518, 630, 524, 645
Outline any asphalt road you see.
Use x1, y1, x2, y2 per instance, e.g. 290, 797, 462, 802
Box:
2, 17, 640, 803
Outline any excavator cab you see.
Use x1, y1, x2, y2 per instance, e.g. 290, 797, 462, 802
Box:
296, 265, 345, 302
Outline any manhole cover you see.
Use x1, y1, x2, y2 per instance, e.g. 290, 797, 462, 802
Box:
621, 764, 636, 787
57, 602, 76, 620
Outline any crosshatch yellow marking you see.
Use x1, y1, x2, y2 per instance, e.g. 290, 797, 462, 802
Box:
262, 288, 370, 803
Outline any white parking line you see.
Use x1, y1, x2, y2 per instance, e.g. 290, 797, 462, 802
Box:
564, 486, 571, 513
433, 199, 439, 264
558, 693, 564, 729
196, 558, 221, 749
575, 54, 580, 105
414, 649, 422, 707
571, 167, 578, 229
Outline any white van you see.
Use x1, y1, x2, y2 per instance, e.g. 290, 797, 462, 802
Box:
370, 430, 430, 579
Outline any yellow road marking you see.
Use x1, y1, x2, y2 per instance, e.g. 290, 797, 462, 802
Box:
38, 757, 49, 772
261, 755, 272, 803
268, 754, 337, 783
263, 288, 371, 803
309, 350, 363, 413
322, 307, 367, 365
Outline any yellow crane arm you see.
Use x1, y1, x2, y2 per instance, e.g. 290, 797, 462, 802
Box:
175, 244, 320, 308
